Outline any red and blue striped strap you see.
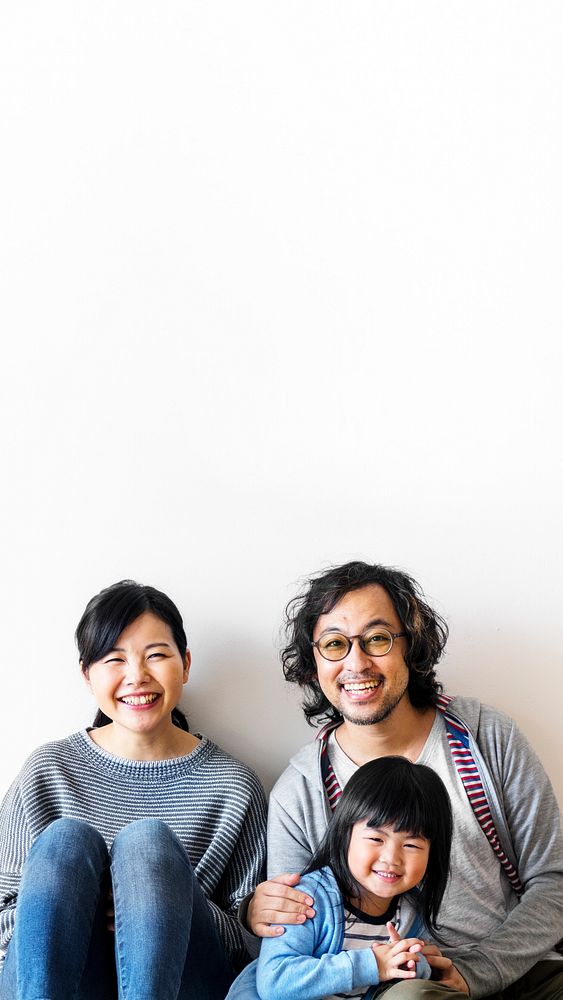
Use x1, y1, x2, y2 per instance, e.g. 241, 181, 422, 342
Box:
436, 694, 523, 896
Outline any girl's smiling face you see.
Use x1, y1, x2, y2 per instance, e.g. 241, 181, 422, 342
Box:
347, 820, 430, 917
83, 611, 190, 751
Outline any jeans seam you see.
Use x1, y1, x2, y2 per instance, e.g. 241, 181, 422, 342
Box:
112, 868, 128, 1000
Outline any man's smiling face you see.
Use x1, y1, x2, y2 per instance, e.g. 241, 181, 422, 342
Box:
312, 584, 410, 726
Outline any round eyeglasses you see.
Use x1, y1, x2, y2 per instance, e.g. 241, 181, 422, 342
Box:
312, 627, 407, 662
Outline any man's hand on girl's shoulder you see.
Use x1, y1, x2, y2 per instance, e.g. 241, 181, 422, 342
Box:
246, 874, 316, 937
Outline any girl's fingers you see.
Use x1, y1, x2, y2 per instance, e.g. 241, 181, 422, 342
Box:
386, 920, 401, 944
391, 950, 420, 967
391, 937, 423, 954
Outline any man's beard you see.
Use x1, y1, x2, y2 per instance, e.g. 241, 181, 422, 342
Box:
340, 677, 409, 727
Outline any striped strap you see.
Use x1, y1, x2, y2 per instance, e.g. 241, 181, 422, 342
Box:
318, 698, 523, 897
317, 720, 342, 812
436, 694, 523, 897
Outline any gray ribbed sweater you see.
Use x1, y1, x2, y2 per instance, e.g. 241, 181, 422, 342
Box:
0, 730, 267, 967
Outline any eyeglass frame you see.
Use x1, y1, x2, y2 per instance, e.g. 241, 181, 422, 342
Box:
311, 628, 407, 662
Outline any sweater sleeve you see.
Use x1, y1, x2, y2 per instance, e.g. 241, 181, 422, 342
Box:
208, 774, 267, 963
267, 794, 314, 878
267, 763, 327, 878
451, 711, 563, 997
255, 878, 378, 1000
0, 777, 32, 965
259, 947, 377, 1000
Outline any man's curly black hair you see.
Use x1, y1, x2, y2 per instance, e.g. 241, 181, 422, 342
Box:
281, 561, 448, 725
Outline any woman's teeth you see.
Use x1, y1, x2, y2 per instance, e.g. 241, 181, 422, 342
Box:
120, 694, 159, 705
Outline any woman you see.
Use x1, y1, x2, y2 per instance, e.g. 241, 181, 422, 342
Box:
0, 580, 266, 999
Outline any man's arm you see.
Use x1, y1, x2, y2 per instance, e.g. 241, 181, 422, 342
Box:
450, 708, 563, 997
244, 759, 328, 937
244, 781, 321, 936
266, 762, 328, 877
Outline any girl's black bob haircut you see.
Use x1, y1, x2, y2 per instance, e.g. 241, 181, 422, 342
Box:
76, 580, 189, 732
305, 756, 452, 934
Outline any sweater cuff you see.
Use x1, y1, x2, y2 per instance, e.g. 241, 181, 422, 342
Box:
451, 951, 500, 998
237, 893, 260, 959
417, 954, 432, 980
348, 947, 380, 988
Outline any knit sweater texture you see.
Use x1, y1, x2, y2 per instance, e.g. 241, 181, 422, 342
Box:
0, 729, 267, 967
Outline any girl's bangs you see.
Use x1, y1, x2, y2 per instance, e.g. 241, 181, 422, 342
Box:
364, 798, 432, 839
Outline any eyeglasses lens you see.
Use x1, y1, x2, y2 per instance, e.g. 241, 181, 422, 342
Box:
361, 628, 393, 656
317, 628, 393, 661
316, 635, 349, 660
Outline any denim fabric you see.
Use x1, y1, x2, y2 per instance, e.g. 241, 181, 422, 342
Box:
0, 817, 234, 1000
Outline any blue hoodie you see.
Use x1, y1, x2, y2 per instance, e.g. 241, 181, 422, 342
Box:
227, 866, 430, 1000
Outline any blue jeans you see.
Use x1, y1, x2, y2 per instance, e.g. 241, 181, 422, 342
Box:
0, 818, 235, 1000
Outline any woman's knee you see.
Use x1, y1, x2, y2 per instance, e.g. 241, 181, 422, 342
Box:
110, 820, 196, 909
29, 818, 107, 862
111, 819, 188, 866
21, 818, 108, 890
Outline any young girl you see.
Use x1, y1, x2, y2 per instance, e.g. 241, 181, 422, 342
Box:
227, 755, 453, 1000
0, 580, 267, 1000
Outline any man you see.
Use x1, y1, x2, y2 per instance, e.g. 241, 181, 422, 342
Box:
247, 561, 563, 998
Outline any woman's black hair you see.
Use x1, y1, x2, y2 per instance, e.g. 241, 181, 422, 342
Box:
76, 580, 190, 731
282, 561, 448, 725
304, 756, 452, 934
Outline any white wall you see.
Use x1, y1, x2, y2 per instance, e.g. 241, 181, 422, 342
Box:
1, 2, 561, 805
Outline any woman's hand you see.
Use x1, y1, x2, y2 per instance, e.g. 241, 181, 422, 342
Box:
371, 921, 425, 981
246, 874, 316, 936
421, 944, 470, 994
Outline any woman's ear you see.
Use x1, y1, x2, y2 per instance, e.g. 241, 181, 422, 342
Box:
183, 650, 191, 683
81, 662, 93, 694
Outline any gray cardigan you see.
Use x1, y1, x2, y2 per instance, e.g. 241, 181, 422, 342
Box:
267, 696, 563, 998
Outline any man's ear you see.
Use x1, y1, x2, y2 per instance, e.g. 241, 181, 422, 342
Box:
183, 650, 191, 684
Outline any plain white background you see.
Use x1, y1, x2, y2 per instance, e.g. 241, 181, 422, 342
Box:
1, 2, 561, 804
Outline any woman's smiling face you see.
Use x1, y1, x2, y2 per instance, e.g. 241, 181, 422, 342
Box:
83, 611, 190, 746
